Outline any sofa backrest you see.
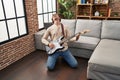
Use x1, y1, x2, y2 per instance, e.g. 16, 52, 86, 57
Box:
75, 19, 102, 38
101, 20, 120, 40
61, 19, 76, 36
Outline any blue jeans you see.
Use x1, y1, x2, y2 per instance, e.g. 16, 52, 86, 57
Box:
47, 49, 78, 70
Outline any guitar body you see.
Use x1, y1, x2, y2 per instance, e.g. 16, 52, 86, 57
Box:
46, 36, 64, 55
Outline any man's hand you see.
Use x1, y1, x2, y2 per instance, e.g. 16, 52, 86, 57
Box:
48, 43, 55, 49
76, 34, 80, 41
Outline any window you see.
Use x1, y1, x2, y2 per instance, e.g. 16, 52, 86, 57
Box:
37, 0, 57, 29
0, 0, 28, 45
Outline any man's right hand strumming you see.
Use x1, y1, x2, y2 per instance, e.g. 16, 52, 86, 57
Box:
48, 43, 55, 49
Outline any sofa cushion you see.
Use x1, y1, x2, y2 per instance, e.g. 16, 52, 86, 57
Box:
101, 20, 120, 40
88, 39, 120, 75
75, 19, 102, 38
69, 48, 93, 58
68, 36, 100, 50
61, 19, 76, 36
35, 29, 46, 50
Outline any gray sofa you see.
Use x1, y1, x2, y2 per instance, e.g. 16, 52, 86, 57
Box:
35, 19, 120, 80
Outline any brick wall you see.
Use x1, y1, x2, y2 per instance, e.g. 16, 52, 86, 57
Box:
0, 0, 39, 70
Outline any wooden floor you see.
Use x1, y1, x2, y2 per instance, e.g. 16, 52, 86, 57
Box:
0, 50, 89, 80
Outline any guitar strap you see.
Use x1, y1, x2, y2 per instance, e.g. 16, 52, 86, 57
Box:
61, 23, 65, 37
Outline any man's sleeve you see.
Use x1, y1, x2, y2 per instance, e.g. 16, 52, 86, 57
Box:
41, 29, 50, 46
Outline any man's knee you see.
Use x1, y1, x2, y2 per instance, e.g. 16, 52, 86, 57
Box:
71, 61, 78, 68
47, 65, 54, 71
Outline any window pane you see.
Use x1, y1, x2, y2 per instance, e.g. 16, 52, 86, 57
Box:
38, 15, 44, 29
44, 14, 49, 23
0, 1, 4, 20
53, 0, 56, 11
49, 13, 52, 22
43, 0, 48, 13
53, 12, 56, 14
18, 18, 27, 35
37, 0, 56, 29
0, 21, 8, 42
37, 0, 43, 14
3, 0, 15, 18
48, 0, 52, 12
15, 0, 24, 17
7, 19, 18, 39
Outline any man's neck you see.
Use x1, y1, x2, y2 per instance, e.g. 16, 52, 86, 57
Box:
54, 22, 61, 26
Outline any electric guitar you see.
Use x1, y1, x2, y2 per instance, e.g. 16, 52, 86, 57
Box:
46, 29, 90, 55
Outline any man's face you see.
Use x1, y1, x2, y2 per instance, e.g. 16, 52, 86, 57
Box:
53, 15, 60, 23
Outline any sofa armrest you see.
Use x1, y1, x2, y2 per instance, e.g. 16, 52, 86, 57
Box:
34, 29, 46, 50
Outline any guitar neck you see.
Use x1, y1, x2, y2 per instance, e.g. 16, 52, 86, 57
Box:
60, 32, 82, 44
60, 29, 90, 44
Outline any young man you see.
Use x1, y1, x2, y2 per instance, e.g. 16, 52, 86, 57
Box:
42, 14, 80, 70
